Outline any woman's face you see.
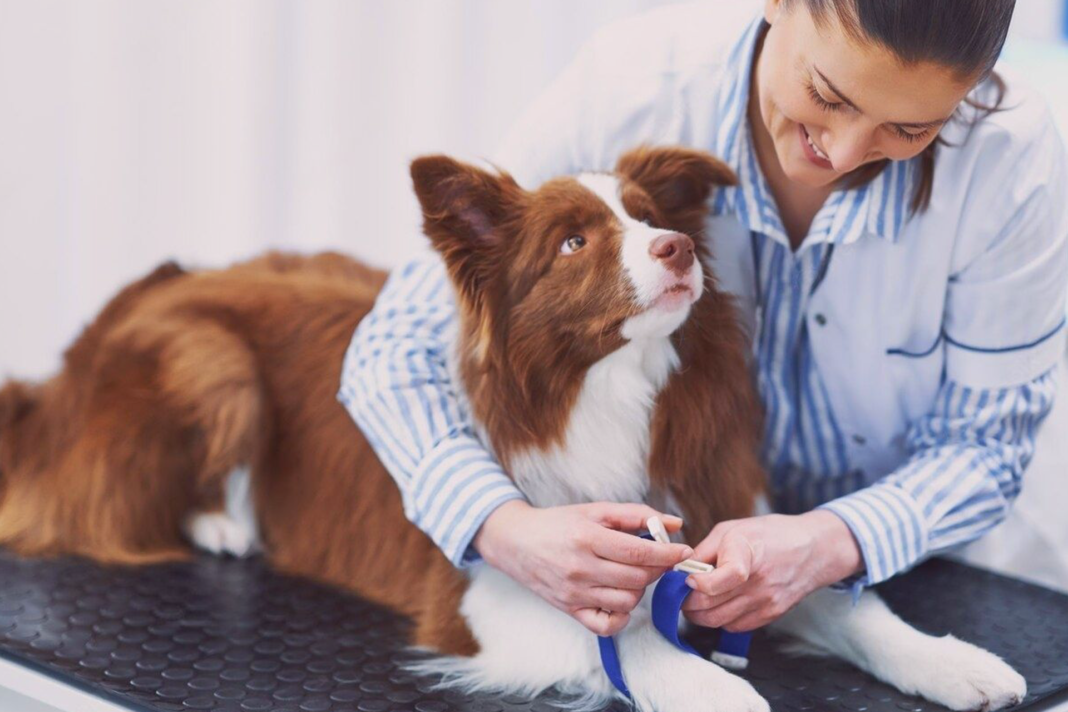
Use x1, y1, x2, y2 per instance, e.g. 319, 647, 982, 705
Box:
754, 0, 977, 187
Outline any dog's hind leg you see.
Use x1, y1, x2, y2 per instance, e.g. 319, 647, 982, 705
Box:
183, 466, 259, 557
151, 320, 266, 557
773, 588, 1026, 711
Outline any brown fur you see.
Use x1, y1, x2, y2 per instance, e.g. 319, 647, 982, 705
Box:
0, 252, 475, 654
0, 146, 765, 660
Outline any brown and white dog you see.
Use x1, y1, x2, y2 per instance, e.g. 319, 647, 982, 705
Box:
0, 147, 1025, 712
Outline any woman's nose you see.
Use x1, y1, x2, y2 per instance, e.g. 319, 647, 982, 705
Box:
826, 124, 873, 174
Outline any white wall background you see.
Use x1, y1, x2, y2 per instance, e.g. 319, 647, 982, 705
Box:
0, 0, 1066, 591
0, 0, 690, 380
1, 0, 1066, 380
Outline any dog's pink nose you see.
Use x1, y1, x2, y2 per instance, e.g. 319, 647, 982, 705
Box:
649, 233, 694, 274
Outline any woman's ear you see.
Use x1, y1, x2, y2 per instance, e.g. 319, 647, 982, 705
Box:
410, 155, 525, 301
615, 146, 737, 237
764, 0, 785, 24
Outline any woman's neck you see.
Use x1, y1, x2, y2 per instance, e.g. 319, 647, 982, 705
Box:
747, 26, 833, 251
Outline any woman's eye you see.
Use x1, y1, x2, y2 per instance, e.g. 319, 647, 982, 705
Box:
561, 235, 587, 254
807, 82, 842, 113
892, 126, 930, 143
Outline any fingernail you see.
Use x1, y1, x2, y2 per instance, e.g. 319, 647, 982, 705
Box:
681, 547, 695, 559
664, 514, 683, 523
685, 577, 697, 589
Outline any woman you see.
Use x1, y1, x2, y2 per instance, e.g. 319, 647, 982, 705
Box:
339, 0, 1068, 637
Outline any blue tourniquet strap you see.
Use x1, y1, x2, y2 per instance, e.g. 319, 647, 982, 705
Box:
650, 570, 699, 655
597, 563, 754, 698
597, 634, 631, 697
716, 630, 753, 658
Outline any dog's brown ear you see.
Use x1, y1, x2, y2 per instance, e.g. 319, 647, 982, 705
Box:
0, 381, 35, 432
410, 155, 525, 300
615, 146, 737, 237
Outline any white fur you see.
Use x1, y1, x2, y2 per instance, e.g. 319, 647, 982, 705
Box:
774, 590, 1026, 712
184, 467, 259, 557
508, 337, 678, 507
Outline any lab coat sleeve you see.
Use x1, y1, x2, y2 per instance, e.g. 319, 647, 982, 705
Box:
337, 255, 525, 568
821, 368, 1059, 586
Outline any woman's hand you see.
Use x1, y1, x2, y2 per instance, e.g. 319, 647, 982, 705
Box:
682, 510, 863, 632
473, 500, 695, 636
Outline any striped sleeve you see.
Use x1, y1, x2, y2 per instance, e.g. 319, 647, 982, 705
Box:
820, 367, 1059, 587
336, 254, 525, 567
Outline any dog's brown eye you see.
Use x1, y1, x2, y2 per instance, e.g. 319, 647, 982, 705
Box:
561, 235, 587, 255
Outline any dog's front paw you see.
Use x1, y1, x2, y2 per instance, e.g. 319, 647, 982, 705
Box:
632, 652, 769, 712
184, 511, 257, 557
906, 635, 1026, 711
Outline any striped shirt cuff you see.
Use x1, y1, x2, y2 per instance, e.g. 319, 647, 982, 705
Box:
818, 483, 928, 587
409, 434, 526, 568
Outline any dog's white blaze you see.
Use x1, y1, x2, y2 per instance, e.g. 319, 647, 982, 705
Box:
575, 172, 704, 335
577, 172, 666, 307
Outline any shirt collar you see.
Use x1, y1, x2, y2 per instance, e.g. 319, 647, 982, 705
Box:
709, 15, 917, 247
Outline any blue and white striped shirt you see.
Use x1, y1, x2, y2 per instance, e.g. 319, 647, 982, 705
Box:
338, 10, 1061, 585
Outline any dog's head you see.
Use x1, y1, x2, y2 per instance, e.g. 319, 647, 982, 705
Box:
409, 146, 737, 454
410, 145, 736, 363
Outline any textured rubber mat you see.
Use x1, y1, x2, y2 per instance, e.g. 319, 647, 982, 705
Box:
0, 551, 1066, 712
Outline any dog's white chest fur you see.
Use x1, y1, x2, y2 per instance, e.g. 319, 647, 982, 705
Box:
507, 336, 679, 507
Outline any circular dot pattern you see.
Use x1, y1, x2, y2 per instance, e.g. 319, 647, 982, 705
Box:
0, 552, 1064, 711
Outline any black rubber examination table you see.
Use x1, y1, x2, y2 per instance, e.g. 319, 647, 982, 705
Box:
1, 551, 1067, 712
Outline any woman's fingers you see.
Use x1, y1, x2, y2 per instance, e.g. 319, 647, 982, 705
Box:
685, 592, 757, 630
584, 585, 644, 613
722, 608, 773, 633
573, 607, 630, 637
693, 522, 729, 562
686, 534, 753, 596
590, 502, 684, 533
584, 558, 665, 589
591, 527, 693, 567
680, 585, 745, 613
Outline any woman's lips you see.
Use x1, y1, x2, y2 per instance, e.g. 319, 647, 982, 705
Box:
799, 123, 834, 170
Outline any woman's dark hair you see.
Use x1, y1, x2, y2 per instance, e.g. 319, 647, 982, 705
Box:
783, 0, 1017, 213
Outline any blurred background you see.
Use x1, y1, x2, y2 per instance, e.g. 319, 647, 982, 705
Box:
0, 0, 1066, 588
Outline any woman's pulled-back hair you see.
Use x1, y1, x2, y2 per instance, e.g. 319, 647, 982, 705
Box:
782, 0, 1017, 213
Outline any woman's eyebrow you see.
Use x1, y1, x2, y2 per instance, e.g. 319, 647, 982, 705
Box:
813, 66, 951, 129
814, 67, 862, 112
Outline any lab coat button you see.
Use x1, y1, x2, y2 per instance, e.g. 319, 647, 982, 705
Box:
852, 434, 867, 445
814, 313, 828, 326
